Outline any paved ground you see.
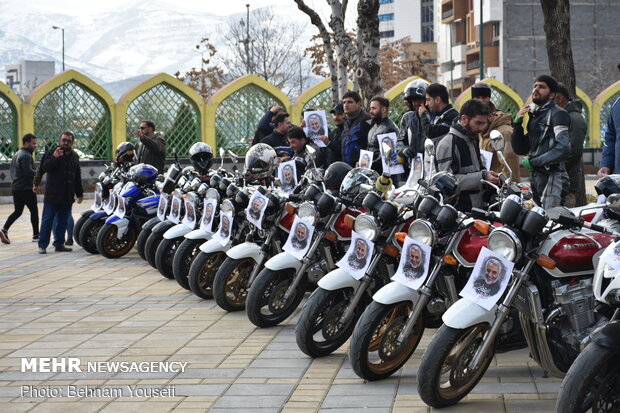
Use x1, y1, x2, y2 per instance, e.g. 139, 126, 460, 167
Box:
0, 201, 572, 413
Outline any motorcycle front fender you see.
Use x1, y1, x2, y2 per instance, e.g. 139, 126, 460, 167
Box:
152, 220, 175, 234
185, 229, 212, 240
317, 268, 359, 291
264, 251, 302, 271
141, 217, 161, 232
372, 281, 420, 305
199, 238, 229, 254
163, 224, 192, 239
442, 298, 496, 329
90, 211, 109, 221
591, 320, 620, 349
226, 242, 262, 262
108, 217, 130, 239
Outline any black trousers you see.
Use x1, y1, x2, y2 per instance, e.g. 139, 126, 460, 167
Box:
4, 190, 39, 234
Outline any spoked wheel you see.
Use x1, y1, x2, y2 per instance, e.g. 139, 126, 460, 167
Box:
246, 268, 304, 328
296, 287, 360, 358
418, 323, 494, 408
79, 218, 105, 254
188, 251, 226, 299
73, 210, 93, 247
154, 237, 184, 279
135, 227, 152, 261
349, 301, 422, 381
173, 239, 204, 289
213, 257, 256, 312
95, 223, 137, 259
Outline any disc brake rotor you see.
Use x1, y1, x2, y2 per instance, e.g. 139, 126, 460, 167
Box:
268, 280, 293, 313
377, 316, 409, 361
321, 301, 349, 340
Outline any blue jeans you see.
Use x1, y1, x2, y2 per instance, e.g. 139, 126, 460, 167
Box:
52, 210, 74, 241
39, 203, 72, 249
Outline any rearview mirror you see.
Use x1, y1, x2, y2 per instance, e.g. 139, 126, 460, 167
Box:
489, 130, 505, 151
219, 147, 225, 158
607, 193, 620, 210
306, 145, 317, 159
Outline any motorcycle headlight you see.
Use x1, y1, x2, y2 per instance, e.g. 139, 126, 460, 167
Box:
298, 203, 319, 226
197, 183, 209, 196
190, 177, 202, 191
354, 214, 379, 241
98, 172, 106, 181
221, 199, 235, 215
408, 219, 435, 246
487, 227, 522, 262
177, 176, 188, 188
205, 188, 220, 203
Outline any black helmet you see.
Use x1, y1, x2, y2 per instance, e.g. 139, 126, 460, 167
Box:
404, 79, 429, 100
115, 142, 135, 165
595, 175, 620, 197
244, 143, 277, 182
324, 162, 352, 192
189, 142, 213, 173
429, 171, 459, 205
340, 168, 379, 206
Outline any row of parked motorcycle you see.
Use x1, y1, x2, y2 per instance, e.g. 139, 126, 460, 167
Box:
72, 136, 619, 412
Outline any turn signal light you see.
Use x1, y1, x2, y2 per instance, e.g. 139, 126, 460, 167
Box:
395, 232, 407, 245
343, 214, 356, 229
473, 220, 491, 235
182, 194, 187, 199
325, 231, 338, 242
536, 254, 556, 269
284, 203, 296, 214
443, 254, 458, 265
384, 245, 400, 258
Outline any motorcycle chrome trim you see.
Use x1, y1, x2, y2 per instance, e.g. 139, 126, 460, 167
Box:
265, 251, 303, 271
372, 281, 421, 305
487, 227, 522, 262
518, 312, 566, 378
184, 229, 212, 240
163, 223, 193, 240
199, 237, 229, 254
512, 281, 544, 324
283, 231, 326, 299
318, 268, 360, 291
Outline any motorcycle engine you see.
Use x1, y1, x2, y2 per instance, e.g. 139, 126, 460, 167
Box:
307, 259, 329, 284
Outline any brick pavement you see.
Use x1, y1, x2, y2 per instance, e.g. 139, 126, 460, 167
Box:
0, 203, 561, 412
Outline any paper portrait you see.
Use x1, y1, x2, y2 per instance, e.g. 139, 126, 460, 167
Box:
91, 191, 103, 212
157, 196, 168, 222
283, 216, 316, 260
378, 132, 405, 175
103, 193, 116, 215
480, 149, 493, 171
336, 231, 375, 280
460, 247, 514, 311
182, 199, 196, 228
169, 195, 182, 224
601, 240, 620, 271
246, 190, 269, 229
304, 110, 328, 148
359, 149, 374, 169
213, 212, 233, 246
114, 196, 126, 219
391, 236, 432, 290
405, 153, 424, 189
278, 160, 297, 194
199, 199, 217, 233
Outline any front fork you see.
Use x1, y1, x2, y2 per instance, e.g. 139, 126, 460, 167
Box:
247, 228, 277, 287
283, 231, 326, 299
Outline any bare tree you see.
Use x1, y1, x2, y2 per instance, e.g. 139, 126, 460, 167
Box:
540, 0, 576, 96
175, 38, 227, 101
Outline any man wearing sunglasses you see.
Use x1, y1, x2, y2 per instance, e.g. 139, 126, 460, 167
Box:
134, 120, 166, 173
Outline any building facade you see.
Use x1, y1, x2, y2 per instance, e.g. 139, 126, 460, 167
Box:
5, 60, 55, 98
379, 0, 436, 45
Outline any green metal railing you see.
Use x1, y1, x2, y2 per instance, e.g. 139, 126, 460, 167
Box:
0, 94, 17, 161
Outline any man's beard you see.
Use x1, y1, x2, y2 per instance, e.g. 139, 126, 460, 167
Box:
403, 263, 424, 279
348, 254, 367, 270
532, 95, 548, 105
291, 237, 307, 250
249, 209, 261, 220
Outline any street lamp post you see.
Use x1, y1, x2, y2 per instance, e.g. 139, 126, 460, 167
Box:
52, 26, 65, 71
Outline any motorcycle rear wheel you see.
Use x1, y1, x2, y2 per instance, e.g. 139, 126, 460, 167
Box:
188, 251, 225, 299
213, 257, 256, 312
96, 223, 137, 259
246, 268, 304, 328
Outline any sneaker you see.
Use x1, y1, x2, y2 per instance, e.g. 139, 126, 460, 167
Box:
54, 246, 72, 252
38, 248, 46, 254
0, 229, 9, 245
32, 234, 39, 243
65, 238, 73, 246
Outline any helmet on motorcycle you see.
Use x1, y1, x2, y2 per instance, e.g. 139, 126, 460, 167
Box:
595, 175, 620, 197
324, 162, 353, 192
404, 79, 429, 100
340, 168, 380, 206
189, 142, 213, 173
115, 142, 136, 165
429, 172, 459, 205
128, 163, 158, 185
244, 143, 277, 182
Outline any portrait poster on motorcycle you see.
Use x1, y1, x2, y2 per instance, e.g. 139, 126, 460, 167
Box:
169, 195, 182, 224
479, 149, 493, 171
113, 196, 126, 219
337, 231, 376, 280
405, 153, 424, 189
278, 160, 297, 194
213, 212, 233, 246
283, 216, 315, 260
391, 236, 432, 290
600, 239, 620, 271
199, 199, 217, 233
359, 150, 373, 169
157, 196, 168, 222
91, 191, 103, 212
303, 110, 327, 148
246, 190, 269, 229
103, 193, 116, 215
378, 132, 405, 175
460, 247, 514, 311
182, 199, 196, 228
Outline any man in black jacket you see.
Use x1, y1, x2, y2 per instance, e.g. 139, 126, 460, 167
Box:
261, 112, 291, 148
0, 134, 39, 244
420, 83, 459, 144
134, 120, 166, 173
37, 132, 83, 254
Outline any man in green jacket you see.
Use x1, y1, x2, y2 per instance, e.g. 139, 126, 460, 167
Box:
134, 120, 167, 173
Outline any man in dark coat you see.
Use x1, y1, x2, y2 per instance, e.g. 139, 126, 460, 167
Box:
134, 120, 166, 173
38, 131, 83, 254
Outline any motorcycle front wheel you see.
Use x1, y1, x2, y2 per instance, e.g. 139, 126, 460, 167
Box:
417, 323, 494, 408
213, 257, 256, 312
144, 232, 164, 268
173, 239, 204, 289
79, 218, 105, 255
556, 341, 620, 413
95, 223, 137, 259
246, 268, 304, 328
349, 301, 422, 381
154, 237, 184, 279
73, 210, 93, 247
295, 287, 360, 358
188, 251, 226, 299
135, 227, 152, 261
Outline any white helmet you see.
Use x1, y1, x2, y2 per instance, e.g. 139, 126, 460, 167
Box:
189, 142, 213, 173
244, 143, 277, 182
404, 79, 430, 100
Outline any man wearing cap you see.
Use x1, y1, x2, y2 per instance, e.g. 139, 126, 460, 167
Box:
319, 104, 346, 164
471, 82, 520, 182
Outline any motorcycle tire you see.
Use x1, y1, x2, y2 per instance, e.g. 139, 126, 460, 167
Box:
295, 287, 360, 358
144, 232, 164, 268
349, 301, 422, 381
246, 267, 304, 328
154, 237, 184, 279
417, 323, 494, 408
556, 341, 620, 413
73, 210, 93, 247
135, 227, 152, 261
95, 223, 137, 259
213, 257, 256, 312
172, 238, 204, 289
79, 218, 105, 255
188, 251, 226, 299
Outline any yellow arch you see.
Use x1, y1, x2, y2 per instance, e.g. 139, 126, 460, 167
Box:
206, 74, 291, 151
454, 78, 524, 112
292, 79, 354, 123
592, 80, 620, 149
0, 81, 23, 140
117, 73, 206, 150
573, 87, 593, 147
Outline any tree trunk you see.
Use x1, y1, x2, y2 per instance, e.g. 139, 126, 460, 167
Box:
355, 0, 382, 105
540, 0, 576, 97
